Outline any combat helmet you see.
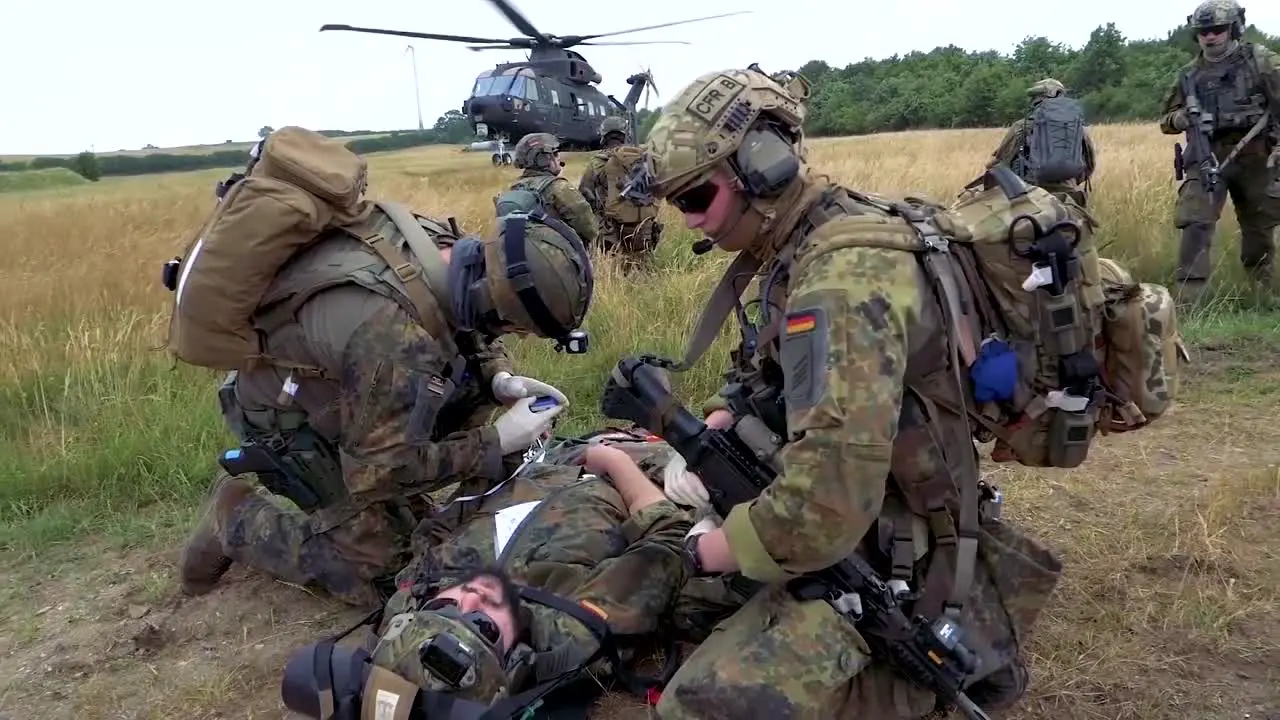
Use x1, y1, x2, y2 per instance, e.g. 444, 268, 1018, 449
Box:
1188, 0, 1245, 39
599, 116, 628, 142
447, 211, 593, 352
1027, 77, 1066, 101
641, 67, 811, 201
513, 132, 561, 171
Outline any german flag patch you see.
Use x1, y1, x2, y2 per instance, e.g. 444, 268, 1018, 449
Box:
780, 306, 828, 411
785, 311, 818, 335
580, 600, 609, 621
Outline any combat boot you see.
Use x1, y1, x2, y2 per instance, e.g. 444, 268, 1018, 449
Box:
178, 472, 256, 596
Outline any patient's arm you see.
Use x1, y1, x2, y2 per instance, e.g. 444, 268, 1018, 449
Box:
584, 445, 665, 513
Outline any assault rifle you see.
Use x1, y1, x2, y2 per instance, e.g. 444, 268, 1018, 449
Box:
1173, 71, 1220, 193
600, 357, 992, 720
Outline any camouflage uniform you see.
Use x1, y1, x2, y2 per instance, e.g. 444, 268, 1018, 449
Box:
383, 433, 696, 684
637, 68, 1062, 719
578, 117, 663, 273
179, 209, 594, 608
988, 78, 1098, 208
1159, 0, 1280, 303
507, 132, 599, 248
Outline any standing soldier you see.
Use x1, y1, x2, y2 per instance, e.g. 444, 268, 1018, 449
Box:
1160, 0, 1280, 306
497, 132, 599, 250
578, 116, 663, 273
987, 77, 1097, 209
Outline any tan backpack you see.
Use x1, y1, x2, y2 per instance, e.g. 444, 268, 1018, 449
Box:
601, 146, 657, 225
790, 165, 1186, 470
164, 126, 453, 374
1096, 257, 1189, 432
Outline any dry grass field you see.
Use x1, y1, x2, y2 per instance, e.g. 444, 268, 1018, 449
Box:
1, 123, 1278, 720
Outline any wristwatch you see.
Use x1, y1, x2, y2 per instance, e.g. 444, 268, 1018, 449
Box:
681, 532, 707, 577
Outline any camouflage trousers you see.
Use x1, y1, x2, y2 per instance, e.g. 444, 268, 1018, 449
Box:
214, 485, 413, 607
1173, 144, 1280, 286
598, 218, 662, 273
656, 582, 939, 720
215, 473, 501, 607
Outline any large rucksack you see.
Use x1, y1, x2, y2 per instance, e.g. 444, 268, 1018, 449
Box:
1020, 95, 1088, 186
600, 146, 658, 225
790, 165, 1185, 470
163, 126, 456, 373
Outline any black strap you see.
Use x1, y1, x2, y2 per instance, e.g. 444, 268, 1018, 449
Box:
503, 215, 565, 341
500, 211, 594, 344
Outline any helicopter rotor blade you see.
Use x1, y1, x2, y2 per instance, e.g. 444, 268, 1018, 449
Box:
577, 40, 690, 46
319, 24, 510, 45
482, 0, 545, 41
561, 10, 751, 45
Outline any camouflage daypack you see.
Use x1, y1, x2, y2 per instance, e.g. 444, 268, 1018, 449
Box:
600, 145, 658, 225
790, 165, 1182, 470
494, 175, 556, 217
1020, 95, 1088, 185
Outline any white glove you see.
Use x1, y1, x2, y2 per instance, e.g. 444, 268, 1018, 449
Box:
662, 451, 711, 511
491, 371, 568, 406
494, 396, 564, 454
685, 514, 721, 539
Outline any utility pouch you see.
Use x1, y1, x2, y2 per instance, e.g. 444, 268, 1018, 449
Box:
217, 371, 250, 443
275, 427, 347, 510
1037, 288, 1089, 357
1047, 407, 1095, 468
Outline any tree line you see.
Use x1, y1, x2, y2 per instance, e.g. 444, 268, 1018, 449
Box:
0, 113, 478, 180
6, 19, 1277, 181
791, 21, 1279, 137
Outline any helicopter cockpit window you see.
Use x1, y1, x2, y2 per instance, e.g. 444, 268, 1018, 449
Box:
523, 82, 539, 102
509, 76, 527, 98
471, 75, 499, 97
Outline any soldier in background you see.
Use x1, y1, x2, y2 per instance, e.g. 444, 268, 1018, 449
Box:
987, 77, 1097, 208
498, 132, 599, 249
579, 116, 663, 273
1160, 0, 1280, 306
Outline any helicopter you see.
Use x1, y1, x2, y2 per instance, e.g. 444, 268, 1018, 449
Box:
320, 0, 749, 164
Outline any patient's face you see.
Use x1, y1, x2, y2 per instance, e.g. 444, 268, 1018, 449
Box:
428, 574, 518, 655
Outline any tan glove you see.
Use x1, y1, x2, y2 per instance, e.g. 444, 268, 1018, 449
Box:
1170, 109, 1190, 132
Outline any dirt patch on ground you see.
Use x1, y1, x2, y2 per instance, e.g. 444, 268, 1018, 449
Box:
2, 344, 1279, 720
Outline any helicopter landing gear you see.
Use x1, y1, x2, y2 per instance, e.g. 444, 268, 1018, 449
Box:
490, 136, 513, 167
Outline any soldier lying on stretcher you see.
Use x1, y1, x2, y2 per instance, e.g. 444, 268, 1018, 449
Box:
280, 427, 747, 720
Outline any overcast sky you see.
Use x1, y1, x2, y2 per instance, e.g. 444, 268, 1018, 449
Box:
3, 0, 1277, 155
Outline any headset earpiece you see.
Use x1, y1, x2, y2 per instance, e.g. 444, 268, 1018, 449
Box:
731, 123, 801, 199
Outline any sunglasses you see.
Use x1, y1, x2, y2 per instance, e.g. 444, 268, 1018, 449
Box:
671, 180, 719, 214
1197, 24, 1230, 36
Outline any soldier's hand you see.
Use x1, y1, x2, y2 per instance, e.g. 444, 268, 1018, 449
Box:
1170, 109, 1190, 132
494, 396, 564, 454
492, 371, 569, 407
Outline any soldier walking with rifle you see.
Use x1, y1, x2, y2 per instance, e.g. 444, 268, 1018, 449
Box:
603, 66, 1066, 720
1161, 0, 1280, 307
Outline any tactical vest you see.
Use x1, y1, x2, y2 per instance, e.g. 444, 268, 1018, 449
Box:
224, 205, 476, 528
1192, 44, 1270, 136
715, 187, 988, 625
